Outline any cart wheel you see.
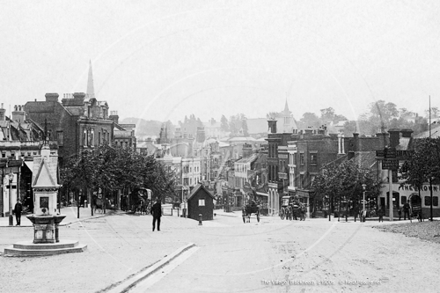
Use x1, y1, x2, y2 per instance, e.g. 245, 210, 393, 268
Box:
280, 212, 285, 220
257, 211, 260, 222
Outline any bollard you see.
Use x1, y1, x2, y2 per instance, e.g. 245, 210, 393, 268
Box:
199, 214, 202, 225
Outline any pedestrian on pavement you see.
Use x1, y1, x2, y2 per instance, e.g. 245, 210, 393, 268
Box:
361, 209, 367, 222
403, 202, 411, 220
353, 205, 359, 222
377, 206, 384, 222
151, 198, 162, 231
13, 200, 23, 226
398, 207, 402, 221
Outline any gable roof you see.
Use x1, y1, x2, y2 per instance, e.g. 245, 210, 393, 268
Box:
187, 184, 215, 201
33, 160, 58, 188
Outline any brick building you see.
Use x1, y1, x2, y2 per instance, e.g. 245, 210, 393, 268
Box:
267, 117, 388, 217
24, 92, 114, 166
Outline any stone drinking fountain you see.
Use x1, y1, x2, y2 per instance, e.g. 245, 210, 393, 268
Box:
4, 144, 86, 256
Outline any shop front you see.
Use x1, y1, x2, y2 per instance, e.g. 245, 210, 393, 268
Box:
380, 183, 440, 218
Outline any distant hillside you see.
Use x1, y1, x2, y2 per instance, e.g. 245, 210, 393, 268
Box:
121, 117, 163, 137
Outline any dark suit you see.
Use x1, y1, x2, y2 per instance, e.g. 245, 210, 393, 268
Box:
151, 202, 162, 231
14, 202, 23, 226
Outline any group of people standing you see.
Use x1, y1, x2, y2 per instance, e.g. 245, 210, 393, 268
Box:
377, 202, 413, 222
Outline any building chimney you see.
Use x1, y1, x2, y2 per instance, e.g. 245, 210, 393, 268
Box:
352, 133, 359, 152
0, 103, 5, 121
338, 132, 345, 154
45, 93, 59, 102
109, 111, 119, 124
73, 92, 86, 104
388, 129, 400, 148
401, 129, 413, 138
242, 143, 253, 158
12, 105, 25, 123
268, 119, 277, 134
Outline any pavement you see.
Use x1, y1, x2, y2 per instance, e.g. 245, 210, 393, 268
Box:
0, 206, 124, 227
1, 206, 438, 227
0, 203, 185, 227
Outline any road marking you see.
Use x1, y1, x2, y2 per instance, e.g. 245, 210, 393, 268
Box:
129, 245, 199, 292
105, 243, 197, 293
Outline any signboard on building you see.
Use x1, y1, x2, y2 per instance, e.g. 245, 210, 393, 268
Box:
382, 159, 398, 170
385, 148, 396, 159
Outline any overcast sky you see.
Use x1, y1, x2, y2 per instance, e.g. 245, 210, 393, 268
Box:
1, 0, 440, 124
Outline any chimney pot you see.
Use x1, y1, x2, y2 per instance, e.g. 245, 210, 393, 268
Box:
45, 93, 59, 102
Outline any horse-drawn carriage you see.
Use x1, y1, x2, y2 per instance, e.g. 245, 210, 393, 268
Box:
242, 200, 260, 223
126, 188, 152, 215
279, 195, 306, 221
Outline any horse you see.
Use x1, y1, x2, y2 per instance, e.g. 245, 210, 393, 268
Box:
94, 198, 104, 213
242, 201, 260, 223
140, 199, 150, 215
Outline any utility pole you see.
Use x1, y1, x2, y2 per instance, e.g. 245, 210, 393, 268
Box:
389, 168, 393, 221
429, 95, 433, 221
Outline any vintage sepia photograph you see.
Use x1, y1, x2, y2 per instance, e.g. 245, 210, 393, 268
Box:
1, 1, 440, 292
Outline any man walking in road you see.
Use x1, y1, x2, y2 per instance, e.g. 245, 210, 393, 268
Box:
403, 202, 411, 220
13, 200, 23, 226
151, 198, 162, 231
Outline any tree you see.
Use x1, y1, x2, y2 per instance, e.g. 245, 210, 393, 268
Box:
220, 115, 229, 132
320, 107, 347, 126
400, 137, 440, 220
312, 159, 382, 220
229, 115, 237, 135
60, 145, 177, 211
298, 112, 320, 129
242, 118, 249, 136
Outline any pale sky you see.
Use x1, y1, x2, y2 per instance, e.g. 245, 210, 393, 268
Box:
1, 0, 440, 124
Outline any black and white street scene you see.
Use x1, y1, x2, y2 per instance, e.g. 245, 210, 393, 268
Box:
2, 1, 440, 292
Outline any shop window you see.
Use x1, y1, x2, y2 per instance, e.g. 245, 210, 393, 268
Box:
434, 196, 439, 207
425, 196, 431, 206
401, 196, 407, 205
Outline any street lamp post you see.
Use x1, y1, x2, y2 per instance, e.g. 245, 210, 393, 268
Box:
362, 184, 366, 222
8, 173, 14, 226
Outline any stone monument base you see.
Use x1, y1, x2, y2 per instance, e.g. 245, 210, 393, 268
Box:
3, 240, 87, 257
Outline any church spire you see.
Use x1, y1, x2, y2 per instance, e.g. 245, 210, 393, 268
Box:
284, 98, 290, 113
87, 60, 95, 99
